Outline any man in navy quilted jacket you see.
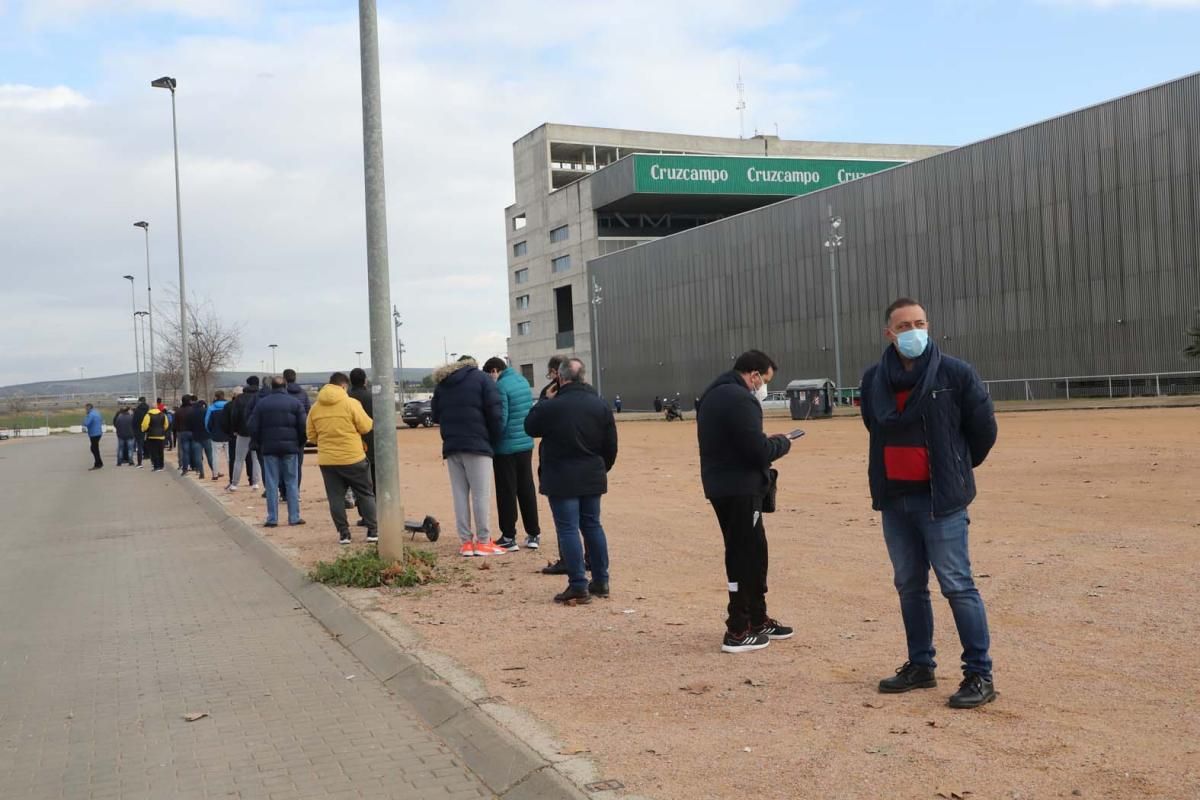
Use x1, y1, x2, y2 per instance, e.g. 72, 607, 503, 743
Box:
860, 298, 999, 709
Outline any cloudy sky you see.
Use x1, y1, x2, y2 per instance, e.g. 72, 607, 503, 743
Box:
1, 0, 1197, 386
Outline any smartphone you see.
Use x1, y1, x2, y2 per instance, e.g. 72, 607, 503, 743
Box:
786, 429, 806, 440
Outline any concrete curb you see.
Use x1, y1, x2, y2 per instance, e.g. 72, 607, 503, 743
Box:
168, 470, 623, 800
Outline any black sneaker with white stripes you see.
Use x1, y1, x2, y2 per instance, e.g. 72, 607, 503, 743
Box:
339, 532, 352, 546
721, 629, 771, 654
753, 617, 794, 640
494, 537, 520, 552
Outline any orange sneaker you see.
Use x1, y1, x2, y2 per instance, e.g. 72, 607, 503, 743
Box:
459, 541, 476, 557
473, 540, 507, 556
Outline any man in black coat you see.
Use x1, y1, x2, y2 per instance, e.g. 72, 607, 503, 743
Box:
247, 376, 307, 527
432, 356, 504, 557
347, 368, 375, 485
697, 349, 794, 654
131, 397, 149, 467
860, 298, 998, 709
524, 357, 617, 604
227, 377, 262, 491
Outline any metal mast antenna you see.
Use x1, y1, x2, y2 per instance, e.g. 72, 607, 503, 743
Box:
736, 64, 747, 139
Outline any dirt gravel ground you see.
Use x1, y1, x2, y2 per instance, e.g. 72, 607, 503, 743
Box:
200, 407, 1200, 800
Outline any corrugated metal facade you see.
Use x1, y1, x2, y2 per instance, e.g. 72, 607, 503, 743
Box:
589, 73, 1200, 406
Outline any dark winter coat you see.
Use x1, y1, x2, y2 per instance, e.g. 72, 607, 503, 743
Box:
113, 412, 136, 439
860, 343, 998, 517
132, 402, 149, 436
696, 371, 791, 499
430, 361, 503, 458
189, 400, 211, 441
524, 381, 617, 498
229, 384, 261, 437
175, 403, 194, 436
286, 382, 311, 413
348, 385, 375, 453
246, 386, 307, 457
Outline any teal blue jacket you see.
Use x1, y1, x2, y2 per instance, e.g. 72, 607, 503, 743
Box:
494, 367, 535, 455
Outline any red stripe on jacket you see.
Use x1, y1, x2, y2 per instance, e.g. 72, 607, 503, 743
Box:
884, 390, 930, 482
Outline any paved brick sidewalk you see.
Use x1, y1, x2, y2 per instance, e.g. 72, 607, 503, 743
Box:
0, 437, 493, 800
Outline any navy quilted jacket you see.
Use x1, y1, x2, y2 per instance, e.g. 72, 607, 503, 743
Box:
431, 361, 503, 458
860, 347, 997, 517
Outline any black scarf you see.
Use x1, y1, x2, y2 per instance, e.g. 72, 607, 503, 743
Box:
869, 341, 942, 430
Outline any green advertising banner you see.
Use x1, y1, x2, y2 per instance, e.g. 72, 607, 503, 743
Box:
631, 154, 905, 196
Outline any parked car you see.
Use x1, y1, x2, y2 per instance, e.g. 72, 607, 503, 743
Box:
402, 398, 434, 428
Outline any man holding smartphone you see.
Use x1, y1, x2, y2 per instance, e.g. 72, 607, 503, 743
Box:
697, 349, 795, 653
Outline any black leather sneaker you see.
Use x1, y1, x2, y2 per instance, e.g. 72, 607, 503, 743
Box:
948, 673, 997, 708
878, 661, 938, 693
753, 617, 794, 640
721, 630, 771, 654
541, 559, 568, 575
587, 580, 609, 598
553, 586, 591, 605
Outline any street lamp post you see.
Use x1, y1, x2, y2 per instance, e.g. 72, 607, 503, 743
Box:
133, 221, 157, 400
135, 312, 150, 382
591, 277, 603, 398
123, 275, 142, 397
358, 0, 403, 560
268, 344, 278, 374
392, 306, 404, 404
151, 76, 190, 395
823, 208, 845, 403
355, 351, 363, 368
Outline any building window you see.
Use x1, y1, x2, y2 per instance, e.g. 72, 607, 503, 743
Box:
512, 213, 526, 231
514, 268, 529, 285
551, 255, 571, 273
516, 321, 531, 336
520, 363, 535, 385
549, 225, 569, 243
515, 294, 530, 310
513, 241, 528, 257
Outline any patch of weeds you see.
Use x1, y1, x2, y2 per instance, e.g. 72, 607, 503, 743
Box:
309, 547, 438, 589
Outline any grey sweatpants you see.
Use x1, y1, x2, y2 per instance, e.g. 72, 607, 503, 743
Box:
447, 453, 492, 543
230, 434, 260, 487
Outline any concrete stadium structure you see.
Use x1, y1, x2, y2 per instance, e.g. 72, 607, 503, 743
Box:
588, 73, 1200, 407
503, 124, 948, 385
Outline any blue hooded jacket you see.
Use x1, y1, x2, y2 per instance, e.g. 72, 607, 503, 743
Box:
83, 408, 103, 437
494, 367, 535, 455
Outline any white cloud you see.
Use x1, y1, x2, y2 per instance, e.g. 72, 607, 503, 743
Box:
0, 83, 91, 110
0, 1, 837, 386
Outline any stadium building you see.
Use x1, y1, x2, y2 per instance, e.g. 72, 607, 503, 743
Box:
587, 72, 1200, 407
503, 124, 948, 384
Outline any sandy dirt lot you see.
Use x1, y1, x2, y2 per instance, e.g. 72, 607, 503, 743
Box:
200, 407, 1200, 800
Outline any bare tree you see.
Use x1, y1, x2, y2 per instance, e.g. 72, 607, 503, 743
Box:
1187, 310, 1200, 359
155, 290, 243, 403
4, 394, 31, 415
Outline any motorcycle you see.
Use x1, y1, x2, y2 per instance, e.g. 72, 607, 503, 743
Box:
663, 399, 683, 421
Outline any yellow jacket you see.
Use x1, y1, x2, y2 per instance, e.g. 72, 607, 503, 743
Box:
140, 407, 170, 439
306, 384, 373, 466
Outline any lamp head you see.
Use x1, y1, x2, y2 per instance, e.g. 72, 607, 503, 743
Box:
133, 221, 149, 229
150, 76, 177, 91
123, 274, 134, 281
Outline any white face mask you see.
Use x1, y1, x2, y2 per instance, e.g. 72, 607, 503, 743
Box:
753, 375, 769, 403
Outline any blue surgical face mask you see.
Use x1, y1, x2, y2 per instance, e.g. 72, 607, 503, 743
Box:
894, 328, 929, 359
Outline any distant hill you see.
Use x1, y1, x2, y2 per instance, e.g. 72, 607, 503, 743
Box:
0, 368, 435, 398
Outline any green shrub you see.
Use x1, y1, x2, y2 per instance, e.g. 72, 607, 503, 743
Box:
309, 547, 437, 588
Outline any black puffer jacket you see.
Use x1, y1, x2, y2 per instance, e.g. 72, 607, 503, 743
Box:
524, 381, 617, 497
246, 387, 307, 457
431, 360, 502, 458
229, 384, 261, 437
696, 371, 791, 499
860, 344, 997, 517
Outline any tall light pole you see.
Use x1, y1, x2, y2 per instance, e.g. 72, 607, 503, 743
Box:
135, 312, 150, 384
359, 0, 403, 560
591, 276, 603, 397
392, 305, 404, 404
355, 350, 363, 368
151, 75, 190, 395
823, 207, 845, 403
123, 275, 142, 396
134, 221, 157, 400
268, 344, 278, 374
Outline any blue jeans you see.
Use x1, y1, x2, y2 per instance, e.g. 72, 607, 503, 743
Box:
548, 495, 609, 591
882, 493, 992, 680
190, 438, 214, 477
116, 437, 135, 465
262, 454, 300, 525
177, 431, 193, 471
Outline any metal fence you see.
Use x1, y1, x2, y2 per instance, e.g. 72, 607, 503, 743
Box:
982, 371, 1200, 402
